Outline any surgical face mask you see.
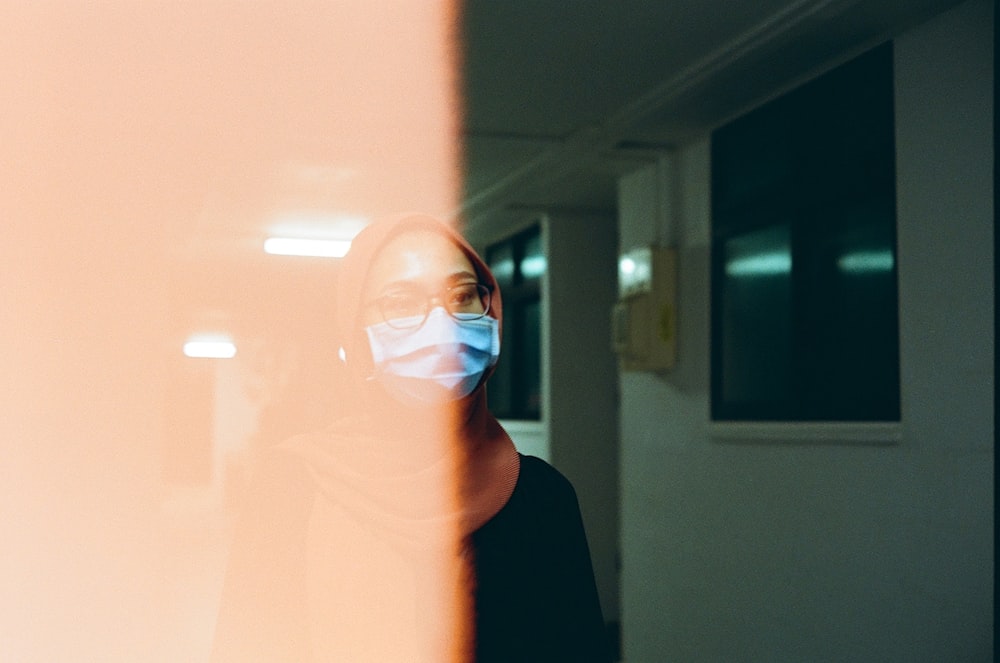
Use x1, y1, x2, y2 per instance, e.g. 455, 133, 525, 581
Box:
365, 307, 500, 405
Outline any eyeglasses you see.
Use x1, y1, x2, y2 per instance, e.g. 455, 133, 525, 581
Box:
373, 283, 492, 329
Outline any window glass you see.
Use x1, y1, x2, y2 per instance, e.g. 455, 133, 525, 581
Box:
798, 195, 900, 420
518, 298, 542, 417
520, 230, 546, 281
488, 243, 515, 292
485, 225, 542, 420
719, 224, 793, 413
711, 42, 899, 422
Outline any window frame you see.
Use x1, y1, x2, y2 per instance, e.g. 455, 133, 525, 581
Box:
709, 42, 901, 424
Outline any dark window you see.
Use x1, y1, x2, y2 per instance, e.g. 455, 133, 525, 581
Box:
486, 225, 543, 420
711, 42, 900, 422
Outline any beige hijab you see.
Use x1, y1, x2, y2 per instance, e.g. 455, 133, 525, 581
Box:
277, 214, 520, 661
280, 213, 519, 545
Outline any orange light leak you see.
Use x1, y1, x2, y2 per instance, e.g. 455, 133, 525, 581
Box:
3, 1, 471, 661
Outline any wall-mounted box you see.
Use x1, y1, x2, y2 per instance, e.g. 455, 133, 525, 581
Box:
612, 246, 677, 372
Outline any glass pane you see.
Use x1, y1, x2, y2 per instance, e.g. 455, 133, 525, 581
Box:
720, 224, 793, 413
517, 298, 542, 418
488, 243, 515, 291
519, 229, 546, 281
712, 104, 794, 212
487, 325, 513, 417
800, 195, 899, 420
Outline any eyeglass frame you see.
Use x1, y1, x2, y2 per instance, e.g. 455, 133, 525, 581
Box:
369, 282, 493, 329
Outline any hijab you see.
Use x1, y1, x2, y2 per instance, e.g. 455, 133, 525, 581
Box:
278, 214, 520, 549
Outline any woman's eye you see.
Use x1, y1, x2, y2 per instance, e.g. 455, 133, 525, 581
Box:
448, 285, 477, 308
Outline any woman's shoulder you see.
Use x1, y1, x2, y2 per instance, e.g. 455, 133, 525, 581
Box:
513, 454, 580, 505
517, 453, 564, 478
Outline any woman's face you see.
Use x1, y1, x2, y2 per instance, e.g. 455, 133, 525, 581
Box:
361, 230, 479, 328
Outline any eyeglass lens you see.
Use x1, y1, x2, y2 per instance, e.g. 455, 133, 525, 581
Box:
380, 284, 490, 328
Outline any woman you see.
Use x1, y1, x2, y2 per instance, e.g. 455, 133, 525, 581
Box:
212, 214, 608, 662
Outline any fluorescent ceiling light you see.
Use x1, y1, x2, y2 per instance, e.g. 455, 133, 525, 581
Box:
264, 213, 368, 258
264, 237, 352, 258
183, 335, 237, 359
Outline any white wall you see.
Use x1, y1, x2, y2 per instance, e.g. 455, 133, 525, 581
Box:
618, 1, 994, 660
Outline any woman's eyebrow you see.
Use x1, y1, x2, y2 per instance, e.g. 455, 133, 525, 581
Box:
446, 270, 479, 284
378, 270, 478, 293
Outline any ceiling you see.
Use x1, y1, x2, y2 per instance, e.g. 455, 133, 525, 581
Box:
458, 0, 964, 238
11, 0, 965, 245
6, 0, 966, 340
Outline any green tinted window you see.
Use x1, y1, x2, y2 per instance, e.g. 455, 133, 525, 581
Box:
486, 225, 542, 420
711, 42, 899, 422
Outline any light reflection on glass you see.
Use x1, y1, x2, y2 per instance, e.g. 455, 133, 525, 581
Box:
837, 249, 894, 273
725, 251, 792, 277
490, 256, 515, 283
519, 255, 547, 278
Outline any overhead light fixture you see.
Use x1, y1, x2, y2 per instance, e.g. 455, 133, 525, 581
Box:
618, 247, 653, 294
183, 334, 237, 359
263, 237, 352, 258
264, 213, 368, 258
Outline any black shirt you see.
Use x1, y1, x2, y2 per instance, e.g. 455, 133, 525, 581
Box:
213, 453, 609, 662
472, 455, 610, 662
